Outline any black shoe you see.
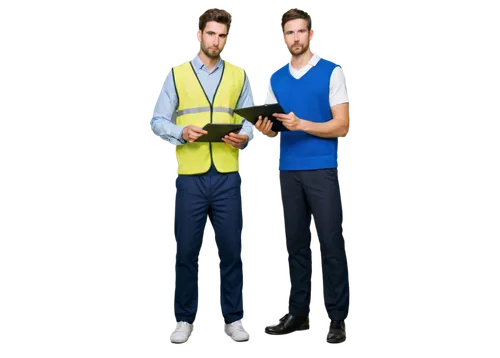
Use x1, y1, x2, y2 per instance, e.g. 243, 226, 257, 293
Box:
327, 320, 346, 343
265, 313, 309, 335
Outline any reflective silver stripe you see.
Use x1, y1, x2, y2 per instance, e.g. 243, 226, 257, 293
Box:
176, 107, 210, 117
213, 107, 234, 116
176, 107, 234, 117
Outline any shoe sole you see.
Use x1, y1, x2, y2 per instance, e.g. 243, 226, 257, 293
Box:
325, 337, 349, 344
169, 336, 193, 345
231, 337, 252, 344
264, 326, 311, 337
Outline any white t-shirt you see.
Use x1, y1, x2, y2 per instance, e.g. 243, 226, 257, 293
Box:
265, 53, 349, 107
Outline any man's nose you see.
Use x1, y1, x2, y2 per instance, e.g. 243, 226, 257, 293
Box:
213, 37, 219, 46
294, 32, 300, 42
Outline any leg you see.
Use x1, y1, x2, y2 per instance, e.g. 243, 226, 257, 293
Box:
302, 169, 349, 320
174, 175, 209, 323
208, 172, 243, 324
280, 170, 312, 317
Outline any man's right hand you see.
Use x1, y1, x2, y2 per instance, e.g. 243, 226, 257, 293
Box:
182, 125, 208, 142
255, 116, 277, 137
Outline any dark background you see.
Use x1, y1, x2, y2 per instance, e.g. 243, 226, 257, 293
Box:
144, 1, 353, 351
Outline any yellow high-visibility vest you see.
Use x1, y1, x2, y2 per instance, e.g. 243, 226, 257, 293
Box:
173, 61, 245, 175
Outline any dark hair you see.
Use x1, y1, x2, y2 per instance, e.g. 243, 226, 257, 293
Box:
281, 8, 311, 32
199, 8, 232, 33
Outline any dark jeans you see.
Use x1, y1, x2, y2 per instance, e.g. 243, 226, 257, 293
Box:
280, 168, 349, 320
174, 170, 243, 324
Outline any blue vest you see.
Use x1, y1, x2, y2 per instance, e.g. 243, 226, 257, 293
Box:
271, 59, 339, 170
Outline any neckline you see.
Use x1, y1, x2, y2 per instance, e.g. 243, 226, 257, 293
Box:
287, 58, 321, 81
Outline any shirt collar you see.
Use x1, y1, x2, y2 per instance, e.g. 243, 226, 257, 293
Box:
192, 54, 224, 72
289, 53, 321, 69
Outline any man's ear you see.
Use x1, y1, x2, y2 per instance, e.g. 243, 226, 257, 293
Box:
309, 29, 314, 41
193, 30, 201, 42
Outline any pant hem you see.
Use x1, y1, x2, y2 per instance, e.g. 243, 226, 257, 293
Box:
176, 316, 195, 324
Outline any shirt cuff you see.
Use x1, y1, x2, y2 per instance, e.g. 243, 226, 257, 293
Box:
238, 124, 253, 150
172, 125, 187, 145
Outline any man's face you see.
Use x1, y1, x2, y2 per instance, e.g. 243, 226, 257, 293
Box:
198, 21, 228, 59
283, 19, 313, 56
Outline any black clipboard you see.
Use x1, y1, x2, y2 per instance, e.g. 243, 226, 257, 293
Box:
234, 103, 289, 132
193, 123, 243, 142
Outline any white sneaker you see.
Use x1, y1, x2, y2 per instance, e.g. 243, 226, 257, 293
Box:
170, 321, 193, 344
224, 320, 249, 342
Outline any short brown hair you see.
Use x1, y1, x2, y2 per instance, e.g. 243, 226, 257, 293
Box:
281, 8, 311, 32
199, 8, 232, 33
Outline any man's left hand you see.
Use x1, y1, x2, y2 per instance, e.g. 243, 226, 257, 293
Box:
273, 112, 304, 131
222, 132, 249, 149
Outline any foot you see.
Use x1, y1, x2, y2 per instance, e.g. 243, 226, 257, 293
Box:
327, 320, 346, 343
264, 313, 309, 335
224, 320, 249, 342
170, 321, 193, 344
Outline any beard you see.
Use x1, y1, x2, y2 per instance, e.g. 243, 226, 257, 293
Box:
201, 43, 222, 59
288, 42, 309, 56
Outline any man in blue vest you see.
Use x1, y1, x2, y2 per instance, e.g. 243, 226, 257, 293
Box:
256, 8, 350, 343
150, 8, 253, 343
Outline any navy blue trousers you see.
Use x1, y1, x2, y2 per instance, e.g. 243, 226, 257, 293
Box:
174, 169, 243, 324
280, 168, 349, 321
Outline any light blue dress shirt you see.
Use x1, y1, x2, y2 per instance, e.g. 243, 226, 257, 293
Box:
151, 55, 254, 147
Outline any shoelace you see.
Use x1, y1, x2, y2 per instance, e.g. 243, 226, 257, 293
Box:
174, 322, 191, 332
229, 320, 246, 331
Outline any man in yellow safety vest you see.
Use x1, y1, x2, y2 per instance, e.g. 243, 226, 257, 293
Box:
150, 8, 254, 344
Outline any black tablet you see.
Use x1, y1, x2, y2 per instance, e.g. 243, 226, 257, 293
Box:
234, 103, 289, 132
194, 123, 243, 142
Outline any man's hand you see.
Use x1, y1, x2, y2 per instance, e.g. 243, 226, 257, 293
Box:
222, 132, 249, 149
182, 125, 208, 142
255, 116, 277, 137
273, 112, 305, 131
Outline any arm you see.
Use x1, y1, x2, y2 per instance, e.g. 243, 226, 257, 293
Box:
274, 66, 350, 138
150, 71, 187, 145
298, 103, 349, 138
236, 74, 256, 152
254, 82, 279, 138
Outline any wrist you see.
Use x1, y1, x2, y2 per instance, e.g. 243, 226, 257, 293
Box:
181, 126, 188, 141
298, 119, 309, 132
266, 130, 277, 137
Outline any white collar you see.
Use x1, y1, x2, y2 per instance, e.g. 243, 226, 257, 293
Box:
289, 53, 321, 70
